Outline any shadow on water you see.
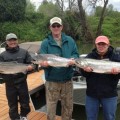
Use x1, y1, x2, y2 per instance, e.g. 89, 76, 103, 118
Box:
30, 87, 120, 120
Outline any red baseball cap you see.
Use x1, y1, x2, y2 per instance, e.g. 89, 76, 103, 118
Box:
95, 36, 109, 44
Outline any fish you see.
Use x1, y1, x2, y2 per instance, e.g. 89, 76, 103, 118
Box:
32, 54, 72, 67
0, 62, 28, 74
75, 58, 120, 74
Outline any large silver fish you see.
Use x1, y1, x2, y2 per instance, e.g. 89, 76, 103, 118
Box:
0, 62, 28, 74
75, 58, 120, 73
32, 54, 71, 67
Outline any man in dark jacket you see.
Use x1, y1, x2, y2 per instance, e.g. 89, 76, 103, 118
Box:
40, 17, 79, 120
81, 35, 120, 120
0, 33, 33, 120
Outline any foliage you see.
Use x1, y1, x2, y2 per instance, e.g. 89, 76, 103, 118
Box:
0, 19, 49, 43
95, 5, 120, 18
63, 11, 81, 40
26, 0, 36, 13
0, 0, 26, 22
37, 1, 61, 17
0, 0, 120, 43
87, 16, 120, 42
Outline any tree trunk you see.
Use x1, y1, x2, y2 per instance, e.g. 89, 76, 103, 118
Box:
96, 0, 109, 36
77, 0, 94, 43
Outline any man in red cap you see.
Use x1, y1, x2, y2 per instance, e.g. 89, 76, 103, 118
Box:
80, 35, 120, 120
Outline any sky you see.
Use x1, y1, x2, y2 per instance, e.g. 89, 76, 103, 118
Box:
30, 0, 120, 12
107, 0, 120, 11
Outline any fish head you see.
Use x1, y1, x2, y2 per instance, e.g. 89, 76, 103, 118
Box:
31, 54, 48, 64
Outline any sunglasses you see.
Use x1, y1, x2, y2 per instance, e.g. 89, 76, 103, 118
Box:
51, 24, 61, 28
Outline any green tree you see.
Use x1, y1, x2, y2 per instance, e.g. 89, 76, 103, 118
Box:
37, 0, 61, 17
26, 0, 35, 13
63, 11, 81, 40
0, 0, 26, 22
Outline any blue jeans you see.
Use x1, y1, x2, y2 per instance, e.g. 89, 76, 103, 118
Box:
85, 95, 117, 120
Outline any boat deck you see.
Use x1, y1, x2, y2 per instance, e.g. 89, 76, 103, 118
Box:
0, 70, 61, 120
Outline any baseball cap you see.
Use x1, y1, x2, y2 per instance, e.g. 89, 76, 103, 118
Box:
95, 36, 109, 44
50, 17, 62, 26
6, 33, 17, 41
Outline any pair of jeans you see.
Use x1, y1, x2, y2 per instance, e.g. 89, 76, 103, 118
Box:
85, 95, 117, 120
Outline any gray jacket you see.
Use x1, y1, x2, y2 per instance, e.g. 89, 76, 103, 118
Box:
0, 46, 32, 84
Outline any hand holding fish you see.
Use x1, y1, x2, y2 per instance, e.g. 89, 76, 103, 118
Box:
111, 68, 120, 74
83, 66, 93, 72
40, 61, 49, 67
27, 65, 34, 71
67, 58, 75, 66
32, 54, 73, 67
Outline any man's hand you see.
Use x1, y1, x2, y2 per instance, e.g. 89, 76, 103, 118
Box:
40, 61, 49, 67
27, 65, 33, 71
67, 58, 75, 66
111, 68, 120, 74
83, 66, 93, 72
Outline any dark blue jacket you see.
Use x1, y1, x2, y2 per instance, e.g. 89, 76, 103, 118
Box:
81, 46, 120, 98
40, 33, 79, 82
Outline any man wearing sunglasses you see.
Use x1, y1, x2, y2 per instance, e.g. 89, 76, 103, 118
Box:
40, 17, 79, 120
